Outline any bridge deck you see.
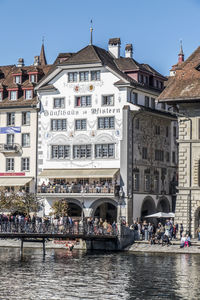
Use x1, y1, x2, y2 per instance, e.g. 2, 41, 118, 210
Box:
0, 233, 117, 240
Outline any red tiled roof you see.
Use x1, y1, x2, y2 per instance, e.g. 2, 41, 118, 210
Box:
159, 46, 200, 102
0, 64, 52, 108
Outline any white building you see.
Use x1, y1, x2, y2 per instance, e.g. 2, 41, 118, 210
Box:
36, 38, 177, 223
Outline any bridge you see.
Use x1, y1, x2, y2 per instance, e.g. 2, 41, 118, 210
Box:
0, 222, 128, 255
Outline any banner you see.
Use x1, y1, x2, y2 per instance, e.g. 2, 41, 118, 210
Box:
0, 127, 21, 134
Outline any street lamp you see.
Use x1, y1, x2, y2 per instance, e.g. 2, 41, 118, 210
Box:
80, 190, 85, 233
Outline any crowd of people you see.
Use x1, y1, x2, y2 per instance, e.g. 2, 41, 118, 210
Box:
130, 219, 192, 248
0, 214, 118, 236
39, 180, 119, 195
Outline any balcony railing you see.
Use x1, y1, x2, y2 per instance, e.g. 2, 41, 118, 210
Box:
37, 184, 119, 195
0, 143, 22, 153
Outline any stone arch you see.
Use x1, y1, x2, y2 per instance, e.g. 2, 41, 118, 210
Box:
141, 196, 156, 219
194, 206, 200, 237
89, 198, 118, 222
55, 198, 82, 217
157, 197, 170, 213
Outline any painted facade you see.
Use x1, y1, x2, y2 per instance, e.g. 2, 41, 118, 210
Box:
36, 39, 177, 223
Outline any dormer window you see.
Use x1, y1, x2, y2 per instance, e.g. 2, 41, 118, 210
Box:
15, 75, 21, 84
30, 74, 36, 83
10, 91, 17, 101
25, 90, 32, 100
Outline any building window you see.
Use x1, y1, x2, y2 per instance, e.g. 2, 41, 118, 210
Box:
51, 119, 67, 131
30, 74, 36, 83
53, 98, 65, 109
142, 147, 148, 159
135, 118, 140, 130
51, 145, 70, 159
133, 168, 139, 191
172, 151, 176, 163
139, 74, 144, 83
132, 93, 138, 104
173, 126, 177, 137
25, 90, 32, 100
79, 72, 89, 81
10, 91, 17, 101
75, 95, 91, 107
155, 149, 164, 161
7, 112, 15, 126
7, 134, 14, 145
22, 133, 30, 147
155, 125, 160, 135
151, 98, 155, 109
21, 158, 30, 171
144, 170, 151, 192
102, 95, 114, 106
144, 76, 149, 84
161, 103, 166, 110
68, 72, 77, 82
75, 119, 87, 130
0, 92, 2, 101
98, 117, 114, 129
6, 158, 14, 171
154, 171, 159, 193
22, 112, 30, 125
15, 76, 21, 84
73, 145, 91, 159
95, 144, 115, 158
166, 152, 170, 162
91, 71, 100, 81
145, 96, 149, 107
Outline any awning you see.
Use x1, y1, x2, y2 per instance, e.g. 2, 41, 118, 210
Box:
0, 177, 32, 186
39, 168, 119, 179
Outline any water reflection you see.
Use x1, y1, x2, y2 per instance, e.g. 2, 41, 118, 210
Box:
0, 248, 199, 299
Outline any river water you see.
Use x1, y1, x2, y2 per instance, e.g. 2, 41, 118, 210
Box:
0, 248, 199, 300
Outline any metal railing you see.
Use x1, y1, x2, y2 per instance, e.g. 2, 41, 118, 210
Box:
0, 219, 118, 236
37, 185, 118, 195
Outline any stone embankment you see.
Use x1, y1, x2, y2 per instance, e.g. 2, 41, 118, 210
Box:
127, 240, 200, 254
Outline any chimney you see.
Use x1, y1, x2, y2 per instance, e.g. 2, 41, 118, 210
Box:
34, 56, 40, 66
108, 38, 121, 59
125, 44, 133, 58
17, 58, 24, 67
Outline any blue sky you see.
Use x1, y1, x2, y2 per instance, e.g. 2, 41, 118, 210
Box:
0, 0, 199, 75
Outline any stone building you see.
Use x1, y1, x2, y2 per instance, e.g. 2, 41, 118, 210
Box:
158, 45, 200, 236
0, 45, 51, 194
35, 38, 177, 223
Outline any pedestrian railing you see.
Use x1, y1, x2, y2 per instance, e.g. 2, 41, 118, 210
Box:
0, 221, 118, 236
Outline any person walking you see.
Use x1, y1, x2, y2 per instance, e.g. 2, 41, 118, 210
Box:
180, 223, 184, 239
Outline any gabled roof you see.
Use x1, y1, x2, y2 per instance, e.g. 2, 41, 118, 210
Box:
159, 46, 200, 102
37, 44, 165, 93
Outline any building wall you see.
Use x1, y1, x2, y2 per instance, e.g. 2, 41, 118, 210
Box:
0, 108, 37, 192
175, 103, 200, 236
37, 65, 177, 222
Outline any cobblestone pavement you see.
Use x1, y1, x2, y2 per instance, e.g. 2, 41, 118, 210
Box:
127, 240, 200, 254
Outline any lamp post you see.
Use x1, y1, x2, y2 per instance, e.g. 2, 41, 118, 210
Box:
80, 190, 85, 233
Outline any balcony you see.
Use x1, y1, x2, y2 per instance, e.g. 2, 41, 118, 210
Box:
0, 143, 22, 153
37, 183, 120, 197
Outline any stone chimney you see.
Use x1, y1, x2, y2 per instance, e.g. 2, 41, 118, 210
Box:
125, 44, 133, 58
108, 38, 121, 59
17, 58, 24, 67
34, 56, 40, 66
